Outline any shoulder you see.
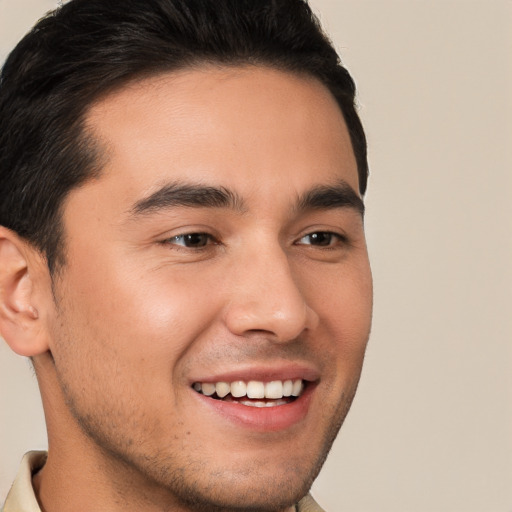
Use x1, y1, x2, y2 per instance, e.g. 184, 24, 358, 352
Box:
297, 494, 326, 512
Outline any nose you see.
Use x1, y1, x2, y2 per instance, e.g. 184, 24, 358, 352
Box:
223, 244, 319, 343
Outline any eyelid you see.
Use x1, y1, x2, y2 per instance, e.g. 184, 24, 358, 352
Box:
160, 231, 220, 249
294, 229, 348, 246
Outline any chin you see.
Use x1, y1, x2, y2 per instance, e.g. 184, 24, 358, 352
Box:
160, 434, 329, 512
167, 469, 313, 512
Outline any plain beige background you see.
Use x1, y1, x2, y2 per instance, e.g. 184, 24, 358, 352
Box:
1, 1, 511, 510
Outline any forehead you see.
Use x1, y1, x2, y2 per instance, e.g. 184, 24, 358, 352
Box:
82, 65, 359, 206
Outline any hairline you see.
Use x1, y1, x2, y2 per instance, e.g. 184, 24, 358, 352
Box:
49, 61, 364, 277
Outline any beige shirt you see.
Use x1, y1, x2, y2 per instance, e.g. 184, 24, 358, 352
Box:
2, 452, 325, 512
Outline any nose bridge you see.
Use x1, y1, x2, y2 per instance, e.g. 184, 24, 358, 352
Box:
224, 240, 317, 342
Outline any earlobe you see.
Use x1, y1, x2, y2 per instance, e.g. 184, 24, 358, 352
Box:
0, 227, 50, 356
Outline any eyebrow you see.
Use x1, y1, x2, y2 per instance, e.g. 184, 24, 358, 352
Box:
296, 181, 365, 216
130, 182, 246, 216
128, 179, 364, 218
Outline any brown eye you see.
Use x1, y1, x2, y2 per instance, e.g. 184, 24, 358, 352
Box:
169, 233, 213, 248
297, 232, 343, 247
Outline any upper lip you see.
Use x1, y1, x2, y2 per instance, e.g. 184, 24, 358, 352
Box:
189, 362, 320, 385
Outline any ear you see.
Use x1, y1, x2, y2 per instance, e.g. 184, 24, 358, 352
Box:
0, 227, 52, 356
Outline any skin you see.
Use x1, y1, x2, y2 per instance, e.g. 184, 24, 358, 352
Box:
1, 66, 372, 512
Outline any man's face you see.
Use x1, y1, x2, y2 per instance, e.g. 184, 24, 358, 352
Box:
46, 66, 372, 511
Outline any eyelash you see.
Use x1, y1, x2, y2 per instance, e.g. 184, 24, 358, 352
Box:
296, 231, 348, 248
163, 233, 218, 249
162, 231, 348, 250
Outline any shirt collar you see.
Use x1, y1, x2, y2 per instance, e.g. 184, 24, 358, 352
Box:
2, 451, 46, 512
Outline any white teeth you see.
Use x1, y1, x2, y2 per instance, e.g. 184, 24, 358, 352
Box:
247, 381, 265, 399
202, 383, 216, 396
215, 382, 230, 398
193, 379, 306, 401
265, 380, 283, 399
291, 379, 303, 397
283, 380, 293, 397
230, 380, 247, 398
241, 399, 288, 408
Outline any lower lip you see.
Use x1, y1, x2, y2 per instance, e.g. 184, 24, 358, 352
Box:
193, 383, 316, 432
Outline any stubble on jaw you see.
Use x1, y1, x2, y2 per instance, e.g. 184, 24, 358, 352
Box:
52, 345, 361, 512
44, 290, 366, 512
39, 255, 367, 512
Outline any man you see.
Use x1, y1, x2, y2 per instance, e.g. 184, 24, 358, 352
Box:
0, 0, 372, 511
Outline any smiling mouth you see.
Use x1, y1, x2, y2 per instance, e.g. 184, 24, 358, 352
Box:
192, 379, 305, 408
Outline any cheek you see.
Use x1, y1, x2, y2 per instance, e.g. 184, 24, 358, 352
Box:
306, 260, 372, 371
306, 256, 372, 328
57, 250, 227, 379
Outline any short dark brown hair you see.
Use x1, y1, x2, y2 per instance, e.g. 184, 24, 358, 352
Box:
0, 0, 368, 273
